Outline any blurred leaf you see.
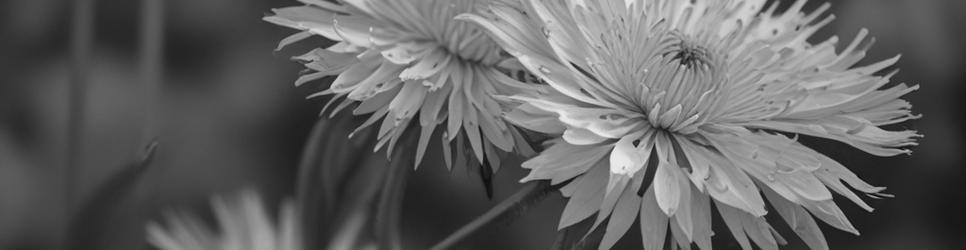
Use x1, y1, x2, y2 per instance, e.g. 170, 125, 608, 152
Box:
295, 113, 375, 250
375, 126, 417, 250
67, 141, 158, 249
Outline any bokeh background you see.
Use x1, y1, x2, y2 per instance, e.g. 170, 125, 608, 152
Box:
1, 0, 963, 249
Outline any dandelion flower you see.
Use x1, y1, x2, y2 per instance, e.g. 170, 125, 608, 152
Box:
462, 0, 920, 249
146, 191, 301, 250
265, 0, 538, 170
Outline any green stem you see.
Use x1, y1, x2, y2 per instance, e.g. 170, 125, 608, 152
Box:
138, 1, 164, 249
137, 0, 164, 154
64, 0, 93, 248
430, 180, 554, 250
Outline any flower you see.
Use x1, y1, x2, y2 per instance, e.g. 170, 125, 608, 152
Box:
264, 0, 538, 170
146, 191, 301, 250
462, 0, 921, 249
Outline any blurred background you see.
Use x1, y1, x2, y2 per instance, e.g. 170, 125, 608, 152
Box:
0, 0, 963, 249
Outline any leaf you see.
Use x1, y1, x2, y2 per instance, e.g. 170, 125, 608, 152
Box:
67, 140, 159, 249
376, 125, 419, 250
295, 113, 375, 250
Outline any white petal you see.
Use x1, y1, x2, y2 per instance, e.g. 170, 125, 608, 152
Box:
763, 187, 829, 250
399, 49, 452, 80
654, 161, 682, 217
609, 133, 648, 177
564, 127, 608, 145
640, 185, 669, 250
521, 141, 611, 184
558, 161, 609, 229
599, 178, 643, 250
689, 189, 713, 250
504, 103, 567, 134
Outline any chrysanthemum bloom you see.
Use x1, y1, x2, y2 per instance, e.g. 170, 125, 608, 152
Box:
147, 191, 301, 250
462, 0, 920, 249
264, 0, 538, 170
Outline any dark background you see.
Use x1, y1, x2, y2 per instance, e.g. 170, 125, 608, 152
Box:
0, 0, 962, 249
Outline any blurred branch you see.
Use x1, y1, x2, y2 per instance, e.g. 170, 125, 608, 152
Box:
430, 180, 555, 250
63, 0, 94, 248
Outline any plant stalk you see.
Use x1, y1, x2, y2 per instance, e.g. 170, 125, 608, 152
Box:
430, 180, 553, 250
63, 0, 94, 248
137, 0, 163, 156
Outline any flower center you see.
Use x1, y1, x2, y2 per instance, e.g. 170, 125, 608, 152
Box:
635, 34, 727, 134
438, 25, 504, 66
418, 0, 505, 66
668, 39, 712, 69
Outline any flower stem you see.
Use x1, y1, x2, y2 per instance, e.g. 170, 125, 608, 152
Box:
430, 180, 554, 250
63, 0, 93, 248
138, 1, 164, 249
137, 0, 164, 155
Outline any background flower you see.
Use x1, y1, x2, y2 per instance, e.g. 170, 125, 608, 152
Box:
465, 0, 920, 249
147, 190, 300, 250
264, 0, 539, 171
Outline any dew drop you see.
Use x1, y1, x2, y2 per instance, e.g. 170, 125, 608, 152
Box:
766, 173, 776, 182
538, 66, 551, 74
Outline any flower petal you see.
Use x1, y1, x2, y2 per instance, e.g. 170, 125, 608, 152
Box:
504, 103, 567, 134
609, 132, 650, 177
640, 184, 669, 250
763, 187, 829, 250
599, 176, 643, 250
564, 127, 609, 145
521, 141, 611, 184
558, 160, 609, 229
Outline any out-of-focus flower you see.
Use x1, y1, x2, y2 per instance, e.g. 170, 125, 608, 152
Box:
463, 0, 920, 249
146, 191, 300, 250
265, 0, 538, 170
